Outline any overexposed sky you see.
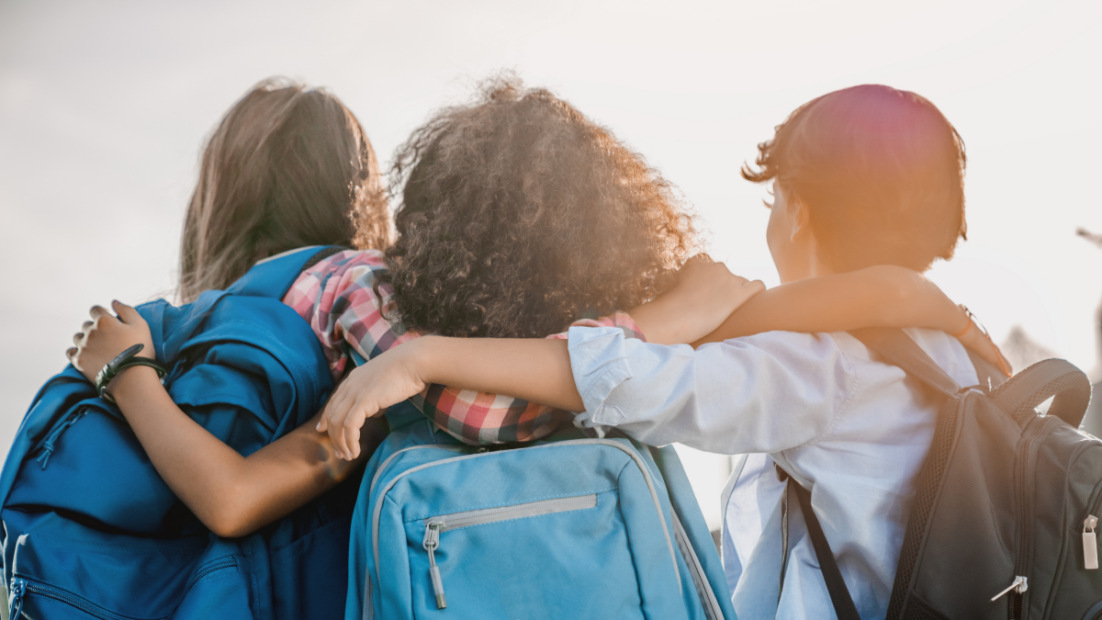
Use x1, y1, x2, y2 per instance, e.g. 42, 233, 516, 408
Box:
2, 0, 1101, 523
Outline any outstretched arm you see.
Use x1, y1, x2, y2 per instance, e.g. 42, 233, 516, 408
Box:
319, 263, 1009, 458
314, 254, 765, 449
695, 265, 1008, 373
316, 258, 767, 455
68, 302, 382, 538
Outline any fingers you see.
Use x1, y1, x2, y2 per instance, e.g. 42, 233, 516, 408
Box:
82, 305, 120, 340
112, 300, 143, 325
335, 401, 366, 459
318, 385, 352, 433
318, 386, 355, 459
321, 391, 375, 460
343, 413, 363, 459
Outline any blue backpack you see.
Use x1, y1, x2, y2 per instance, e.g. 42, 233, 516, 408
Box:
345, 406, 737, 619
0, 246, 353, 620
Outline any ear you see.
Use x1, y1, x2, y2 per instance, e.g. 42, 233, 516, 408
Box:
788, 195, 811, 241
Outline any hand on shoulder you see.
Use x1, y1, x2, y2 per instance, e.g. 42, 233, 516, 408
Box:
631, 254, 765, 345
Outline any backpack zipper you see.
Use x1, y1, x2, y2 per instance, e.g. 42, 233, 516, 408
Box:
33, 407, 89, 469
1082, 485, 1102, 571
671, 510, 724, 620
997, 415, 1056, 617
990, 575, 1028, 603
8, 577, 25, 619
7, 577, 137, 620
419, 495, 599, 609
1083, 515, 1099, 571
369, 438, 683, 613
422, 521, 446, 609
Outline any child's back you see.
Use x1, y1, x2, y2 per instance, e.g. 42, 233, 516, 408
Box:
594, 326, 978, 617
567, 84, 979, 618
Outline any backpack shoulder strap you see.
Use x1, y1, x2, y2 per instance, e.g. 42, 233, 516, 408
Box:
990, 358, 1091, 427
776, 467, 860, 620
849, 327, 962, 397
967, 349, 1009, 392
228, 246, 346, 299
776, 328, 964, 619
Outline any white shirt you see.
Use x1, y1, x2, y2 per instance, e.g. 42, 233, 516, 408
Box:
567, 327, 978, 620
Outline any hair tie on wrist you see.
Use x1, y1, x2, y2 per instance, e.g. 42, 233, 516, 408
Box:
94, 344, 168, 405
954, 305, 1012, 378
952, 312, 974, 339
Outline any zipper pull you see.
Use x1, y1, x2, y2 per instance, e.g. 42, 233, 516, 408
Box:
34, 409, 88, 470
423, 519, 446, 609
34, 441, 56, 469
9, 577, 26, 619
990, 575, 1028, 601
1084, 515, 1099, 570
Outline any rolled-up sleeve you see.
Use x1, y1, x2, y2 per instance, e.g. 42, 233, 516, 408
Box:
567, 326, 855, 455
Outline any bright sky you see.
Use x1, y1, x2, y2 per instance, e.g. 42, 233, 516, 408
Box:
2, 0, 1101, 527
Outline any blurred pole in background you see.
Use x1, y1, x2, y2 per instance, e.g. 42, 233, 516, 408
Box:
1077, 228, 1102, 437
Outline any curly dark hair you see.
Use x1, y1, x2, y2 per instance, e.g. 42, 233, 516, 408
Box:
379, 76, 696, 338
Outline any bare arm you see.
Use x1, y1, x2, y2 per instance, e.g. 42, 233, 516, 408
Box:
694, 265, 1007, 371
318, 336, 580, 458
319, 263, 1009, 458
316, 257, 770, 456
69, 302, 378, 538
111, 369, 371, 537
696, 266, 964, 343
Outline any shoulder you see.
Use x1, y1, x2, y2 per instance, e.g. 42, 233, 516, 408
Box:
711, 330, 858, 405
283, 249, 394, 316
301, 248, 388, 279
724, 330, 853, 370
715, 331, 859, 450
902, 327, 980, 387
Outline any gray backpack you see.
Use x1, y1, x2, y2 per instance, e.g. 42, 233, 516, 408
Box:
782, 327, 1100, 620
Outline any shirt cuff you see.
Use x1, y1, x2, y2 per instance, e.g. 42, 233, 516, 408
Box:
567, 326, 635, 435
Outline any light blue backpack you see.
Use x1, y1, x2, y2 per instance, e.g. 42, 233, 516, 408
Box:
346, 406, 737, 619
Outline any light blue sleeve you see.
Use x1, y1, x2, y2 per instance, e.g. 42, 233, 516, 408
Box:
567, 326, 855, 455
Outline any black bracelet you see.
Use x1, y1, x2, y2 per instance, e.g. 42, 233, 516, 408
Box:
94, 344, 168, 405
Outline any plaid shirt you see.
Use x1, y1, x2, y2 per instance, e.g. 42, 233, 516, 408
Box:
281, 249, 645, 445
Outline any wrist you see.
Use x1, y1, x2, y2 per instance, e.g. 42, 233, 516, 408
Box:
107, 364, 162, 402
628, 294, 677, 345
403, 336, 440, 385
949, 304, 972, 336
94, 343, 167, 404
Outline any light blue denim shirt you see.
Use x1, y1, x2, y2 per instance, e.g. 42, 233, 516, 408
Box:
567, 326, 979, 620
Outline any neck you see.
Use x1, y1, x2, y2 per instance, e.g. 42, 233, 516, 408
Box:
779, 254, 834, 284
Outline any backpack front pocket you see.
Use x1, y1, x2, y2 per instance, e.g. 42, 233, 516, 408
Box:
405, 490, 647, 619
419, 494, 599, 609
3, 511, 254, 620
8, 577, 130, 620
369, 438, 691, 620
